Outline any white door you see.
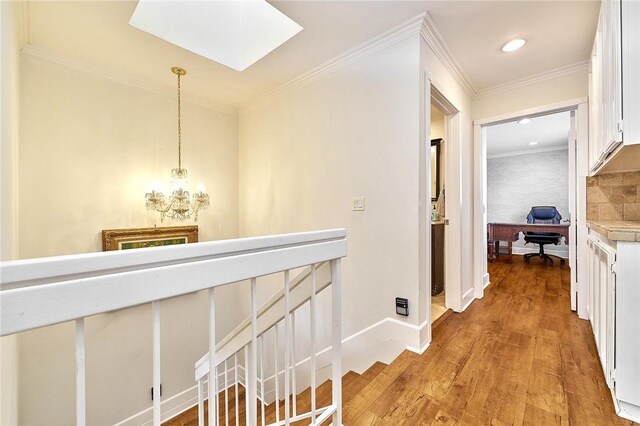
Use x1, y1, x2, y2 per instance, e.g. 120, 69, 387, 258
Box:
568, 113, 578, 311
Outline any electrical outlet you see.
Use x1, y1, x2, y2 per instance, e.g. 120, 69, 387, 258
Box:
396, 297, 408, 316
150, 384, 162, 400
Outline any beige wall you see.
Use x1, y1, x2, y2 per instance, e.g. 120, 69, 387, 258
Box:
472, 69, 589, 120
1, 2, 23, 424
240, 36, 423, 339
239, 29, 475, 351
17, 54, 240, 425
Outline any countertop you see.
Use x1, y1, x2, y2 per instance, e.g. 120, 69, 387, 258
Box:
586, 220, 640, 242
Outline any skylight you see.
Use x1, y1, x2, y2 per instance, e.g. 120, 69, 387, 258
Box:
130, 0, 303, 72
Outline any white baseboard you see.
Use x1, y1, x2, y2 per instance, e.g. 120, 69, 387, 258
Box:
114, 385, 199, 426
617, 400, 640, 423
483, 273, 490, 289
116, 316, 424, 425
462, 288, 475, 311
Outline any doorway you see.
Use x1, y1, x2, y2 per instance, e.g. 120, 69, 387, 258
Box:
473, 99, 589, 319
430, 102, 447, 324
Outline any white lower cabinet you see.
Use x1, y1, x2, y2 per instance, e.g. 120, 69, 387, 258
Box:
587, 230, 640, 422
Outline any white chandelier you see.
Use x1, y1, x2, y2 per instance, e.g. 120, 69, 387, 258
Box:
145, 67, 210, 222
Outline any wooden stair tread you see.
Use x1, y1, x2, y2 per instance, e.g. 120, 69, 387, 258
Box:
359, 361, 388, 382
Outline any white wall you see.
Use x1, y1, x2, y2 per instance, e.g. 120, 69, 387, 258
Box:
16, 54, 240, 425
239, 35, 423, 345
487, 149, 569, 256
1, 2, 23, 424
472, 69, 589, 120
239, 19, 475, 355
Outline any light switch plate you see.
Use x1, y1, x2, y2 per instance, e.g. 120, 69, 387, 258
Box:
352, 196, 365, 211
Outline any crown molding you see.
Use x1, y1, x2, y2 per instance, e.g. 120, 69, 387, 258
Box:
21, 44, 238, 117
476, 60, 589, 99
420, 14, 477, 96
239, 13, 427, 115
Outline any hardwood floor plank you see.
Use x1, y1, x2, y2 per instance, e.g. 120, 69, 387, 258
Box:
165, 256, 636, 426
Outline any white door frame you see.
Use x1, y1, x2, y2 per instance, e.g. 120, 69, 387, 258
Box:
472, 97, 589, 319
420, 74, 463, 352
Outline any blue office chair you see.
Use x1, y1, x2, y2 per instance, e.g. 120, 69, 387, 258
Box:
523, 206, 565, 265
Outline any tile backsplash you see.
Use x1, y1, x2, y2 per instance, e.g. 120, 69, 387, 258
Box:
587, 171, 640, 221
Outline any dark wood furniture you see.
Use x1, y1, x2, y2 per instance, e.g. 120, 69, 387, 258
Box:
432, 222, 445, 295
487, 223, 570, 261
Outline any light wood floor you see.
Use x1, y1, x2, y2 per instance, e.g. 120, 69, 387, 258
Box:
167, 256, 636, 425
431, 292, 447, 323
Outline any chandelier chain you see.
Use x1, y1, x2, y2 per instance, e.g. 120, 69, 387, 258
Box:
177, 72, 182, 170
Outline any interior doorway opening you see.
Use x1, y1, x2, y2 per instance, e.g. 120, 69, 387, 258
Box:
473, 99, 590, 319
430, 101, 448, 324
486, 111, 572, 264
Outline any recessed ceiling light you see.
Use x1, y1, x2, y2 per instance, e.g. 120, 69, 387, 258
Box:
502, 38, 527, 53
527, 141, 539, 146
518, 118, 532, 124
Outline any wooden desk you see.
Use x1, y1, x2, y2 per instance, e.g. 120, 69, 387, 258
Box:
487, 223, 570, 260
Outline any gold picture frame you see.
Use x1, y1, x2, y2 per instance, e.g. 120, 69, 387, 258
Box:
102, 226, 198, 251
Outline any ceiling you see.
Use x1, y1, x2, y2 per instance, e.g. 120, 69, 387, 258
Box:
27, 1, 600, 110
486, 111, 571, 157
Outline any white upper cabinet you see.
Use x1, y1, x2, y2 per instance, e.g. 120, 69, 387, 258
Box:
589, 0, 640, 174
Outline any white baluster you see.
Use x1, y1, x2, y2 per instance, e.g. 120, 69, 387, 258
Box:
244, 345, 250, 426
75, 318, 86, 426
234, 352, 239, 426
259, 335, 265, 426
225, 359, 229, 426
209, 289, 217, 426
275, 324, 280, 423
249, 277, 258, 426
291, 311, 297, 417
152, 301, 161, 426
198, 377, 204, 426
310, 264, 317, 424
284, 270, 291, 425
331, 259, 342, 426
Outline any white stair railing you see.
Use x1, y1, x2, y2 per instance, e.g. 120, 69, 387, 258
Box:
194, 260, 341, 426
0, 229, 346, 426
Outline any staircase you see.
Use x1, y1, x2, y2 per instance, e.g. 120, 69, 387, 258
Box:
167, 359, 396, 426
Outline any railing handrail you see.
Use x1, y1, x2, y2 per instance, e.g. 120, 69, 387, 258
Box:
0, 229, 347, 336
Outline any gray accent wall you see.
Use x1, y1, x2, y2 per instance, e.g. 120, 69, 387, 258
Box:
487, 149, 569, 254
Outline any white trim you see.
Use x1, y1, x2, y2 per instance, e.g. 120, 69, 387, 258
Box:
483, 273, 490, 289
407, 341, 431, 355
474, 97, 589, 126
461, 288, 475, 311
239, 13, 427, 115
114, 384, 200, 426
20, 44, 238, 117
618, 400, 640, 423
475, 61, 589, 99
420, 14, 476, 96
473, 99, 588, 313
487, 145, 569, 160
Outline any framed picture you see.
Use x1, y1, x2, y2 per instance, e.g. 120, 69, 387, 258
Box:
102, 226, 198, 251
